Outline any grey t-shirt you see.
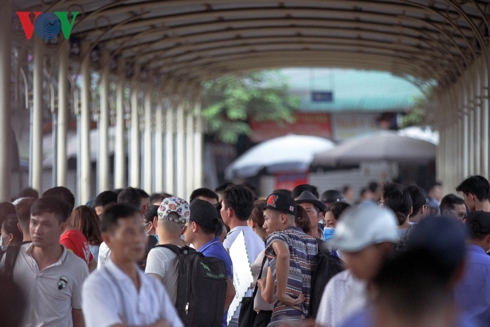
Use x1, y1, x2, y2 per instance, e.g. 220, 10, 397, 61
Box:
145, 246, 179, 304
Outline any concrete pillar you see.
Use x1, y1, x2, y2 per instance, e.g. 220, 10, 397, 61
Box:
481, 56, 489, 177
176, 101, 186, 198
467, 71, 475, 176
185, 108, 194, 198
462, 77, 469, 178
31, 35, 44, 193
154, 99, 164, 193
143, 88, 153, 192
0, 3, 11, 201
79, 43, 92, 205
165, 102, 175, 194
194, 100, 203, 189
98, 52, 110, 193
130, 79, 140, 187
114, 69, 126, 189
473, 63, 481, 174
56, 42, 69, 187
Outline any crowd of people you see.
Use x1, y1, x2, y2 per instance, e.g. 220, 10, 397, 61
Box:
0, 175, 489, 327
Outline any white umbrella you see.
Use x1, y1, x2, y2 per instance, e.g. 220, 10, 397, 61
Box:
225, 134, 335, 179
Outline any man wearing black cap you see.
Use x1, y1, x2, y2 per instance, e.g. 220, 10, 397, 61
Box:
296, 191, 327, 239
454, 211, 490, 326
258, 192, 318, 325
320, 190, 346, 208
184, 199, 235, 327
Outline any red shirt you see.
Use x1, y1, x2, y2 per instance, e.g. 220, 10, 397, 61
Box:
60, 229, 93, 265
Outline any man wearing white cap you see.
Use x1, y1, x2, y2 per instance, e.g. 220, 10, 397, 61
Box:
145, 196, 190, 304
315, 205, 399, 327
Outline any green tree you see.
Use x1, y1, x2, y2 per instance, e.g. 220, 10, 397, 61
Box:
201, 71, 300, 143
400, 86, 433, 128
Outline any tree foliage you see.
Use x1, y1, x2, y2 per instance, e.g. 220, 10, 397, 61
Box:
201, 71, 300, 143
400, 86, 433, 128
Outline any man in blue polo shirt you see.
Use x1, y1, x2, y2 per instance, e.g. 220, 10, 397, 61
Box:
184, 199, 235, 327
454, 211, 490, 326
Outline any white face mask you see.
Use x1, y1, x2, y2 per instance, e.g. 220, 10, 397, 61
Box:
1, 234, 9, 251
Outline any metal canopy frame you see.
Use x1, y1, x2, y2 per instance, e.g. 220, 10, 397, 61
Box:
5, 0, 490, 202
13, 0, 490, 87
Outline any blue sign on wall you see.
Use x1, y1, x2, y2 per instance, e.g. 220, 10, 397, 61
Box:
311, 91, 334, 102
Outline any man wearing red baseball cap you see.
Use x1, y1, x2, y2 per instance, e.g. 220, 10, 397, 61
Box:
258, 191, 318, 326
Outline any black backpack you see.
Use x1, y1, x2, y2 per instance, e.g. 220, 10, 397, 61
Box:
156, 244, 228, 327
308, 239, 343, 318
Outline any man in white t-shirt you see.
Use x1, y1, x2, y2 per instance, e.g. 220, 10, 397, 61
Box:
1, 196, 88, 327
145, 197, 190, 303
220, 184, 265, 326
82, 203, 183, 327
97, 187, 148, 270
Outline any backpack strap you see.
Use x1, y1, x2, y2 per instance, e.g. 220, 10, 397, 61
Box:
5, 245, 22, 279
252, 255, 268, 298
156, 244, 195, 255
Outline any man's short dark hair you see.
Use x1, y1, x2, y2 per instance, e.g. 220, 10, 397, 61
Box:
94, 191, 118, 208
149, 193, 164, 204
190, 188, 219, 203
222, 185, 255, 221
14, 198, 37, 233
439, 194, 465, 212
145, 205, 159, 223
456, 175, 490, 202
292, 184, 319, 199
100, 203, 140, 233
368, 182, 378, 193
241, 182, 258, 199
43, 187, 75, 212
18, 187, 39, 199
137, 188, 150, 199
31, 196, 72, 223
117, 187, 143, 207
383, 183, 412, 225
374, 249, 452, 323
404, 185, 427, 215
215, 182, 234, 194
467, 219, 489, 241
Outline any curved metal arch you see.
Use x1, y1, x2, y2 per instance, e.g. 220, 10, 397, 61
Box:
117, 24, 460, 68
178, 55, 436, 82
65, 1, 429, 30
403, 0, 479, 60
75, 4, 471, 37
437, 0, 489, 58
69, 3, 478, 87
131, 37, 444, 65
85, 8, 469, 50
151, 50, 441, 82
142, 43, 451, 86
124, 19, 460, 58
151, 43, 448, 77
